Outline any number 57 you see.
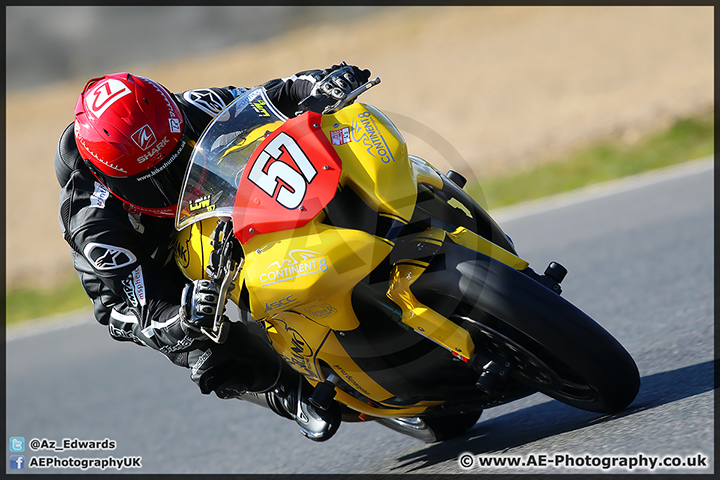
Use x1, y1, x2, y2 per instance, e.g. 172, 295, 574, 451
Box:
248, 132, 318, 210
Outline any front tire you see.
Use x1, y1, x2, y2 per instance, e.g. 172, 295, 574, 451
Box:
411, 242, 640, 413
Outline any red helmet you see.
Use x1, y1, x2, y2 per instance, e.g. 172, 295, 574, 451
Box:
74, 72, 191, 217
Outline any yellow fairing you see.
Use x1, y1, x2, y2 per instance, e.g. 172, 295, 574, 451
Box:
321, 103, 418, 222
174, 102, 533, 418
175, 218, 215, 281
243, 223, 392, 331
386, 227, 529, 362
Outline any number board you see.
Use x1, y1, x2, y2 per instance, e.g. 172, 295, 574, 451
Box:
233, 112, 342, 244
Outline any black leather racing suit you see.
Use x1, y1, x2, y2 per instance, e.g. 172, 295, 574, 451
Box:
55, 71, 325, 395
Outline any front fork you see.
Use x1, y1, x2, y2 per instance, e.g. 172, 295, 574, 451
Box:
469, 262, 568, 397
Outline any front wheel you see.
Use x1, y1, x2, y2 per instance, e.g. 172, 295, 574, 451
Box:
411, 243, 640, 413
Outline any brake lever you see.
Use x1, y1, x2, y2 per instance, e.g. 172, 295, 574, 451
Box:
297, 77, 381, 116
325, 77, 381, 114
201, 220, 241, 344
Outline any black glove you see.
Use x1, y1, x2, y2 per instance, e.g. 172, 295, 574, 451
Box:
298, 62, 371, 114
180, 279, 223, 337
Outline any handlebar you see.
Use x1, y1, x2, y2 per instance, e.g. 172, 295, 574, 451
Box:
326, 77, 381, 113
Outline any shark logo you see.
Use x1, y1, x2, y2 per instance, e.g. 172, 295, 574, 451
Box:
131, 124, 157, 151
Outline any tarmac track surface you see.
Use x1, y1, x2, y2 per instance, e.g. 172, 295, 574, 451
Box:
5, 159, 714, 474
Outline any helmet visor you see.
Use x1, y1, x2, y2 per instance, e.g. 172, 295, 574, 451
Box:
87, 134, 192, 209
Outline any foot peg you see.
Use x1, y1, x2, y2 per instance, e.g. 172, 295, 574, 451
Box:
309, 374, 340, 411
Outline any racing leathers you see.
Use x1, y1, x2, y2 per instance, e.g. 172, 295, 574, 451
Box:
54, 68, 357, 396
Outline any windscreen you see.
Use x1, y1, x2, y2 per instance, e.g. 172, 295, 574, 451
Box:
175, 87, 286, 230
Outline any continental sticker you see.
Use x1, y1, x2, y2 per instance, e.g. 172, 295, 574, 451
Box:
352, 111, 395, 163
261, 249, 329, 286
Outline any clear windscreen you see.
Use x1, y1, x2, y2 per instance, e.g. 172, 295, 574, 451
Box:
175, 87, 286, 230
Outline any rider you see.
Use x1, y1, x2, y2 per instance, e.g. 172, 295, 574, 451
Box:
55, 63, 370, 442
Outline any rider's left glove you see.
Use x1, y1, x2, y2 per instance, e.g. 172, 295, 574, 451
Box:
180, 279, 223, 338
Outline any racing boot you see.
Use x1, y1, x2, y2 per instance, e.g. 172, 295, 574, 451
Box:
213, 320, 341, 441
242, 375, 342, 442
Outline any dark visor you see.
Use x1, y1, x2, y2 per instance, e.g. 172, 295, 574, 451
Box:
87, 135, 192, 209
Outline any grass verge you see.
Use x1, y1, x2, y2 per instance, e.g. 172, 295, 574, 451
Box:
6, 276, 93, 327
470, 111, 714, 210
5, 111, 714, 326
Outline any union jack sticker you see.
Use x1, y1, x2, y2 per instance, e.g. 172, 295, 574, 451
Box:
330, 127, 351, 146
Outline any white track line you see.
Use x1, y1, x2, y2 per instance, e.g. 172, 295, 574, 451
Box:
6, 310, 94, 342
492, 156, 714, 223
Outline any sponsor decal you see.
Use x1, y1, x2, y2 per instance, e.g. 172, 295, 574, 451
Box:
260, 249, 329, 286
182, 89, 227, 116
90, 181, 110, 208
159, 334, 197, 354
264, 294, 298, 312
333, 363, 372, 397
305, 303, 338, 320
147, 79, 179, 121
131, 124, 157, 151
121, 266, 146, 308
352, 111, 395, 163
83, 242, 137, 270
169, 117, 181, 133
136, 137, 186, 179
136, 136, 170, 164
176, 237, 191, 269
108, 323, 144, 344
87, 79, 132, 118
273, 319, 316, 379
191, 349, 212, 376
189, 194, 216, 213
77, 135, 127, 173
251, 99, 271, 117
121, 277, 138, 307
330, 127, 351, 146
127, 212, 145, 234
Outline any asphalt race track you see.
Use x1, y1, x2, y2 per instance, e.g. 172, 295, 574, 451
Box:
6, 158, 714, 475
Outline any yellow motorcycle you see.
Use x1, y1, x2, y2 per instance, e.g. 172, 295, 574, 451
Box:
174, 79, 640, 442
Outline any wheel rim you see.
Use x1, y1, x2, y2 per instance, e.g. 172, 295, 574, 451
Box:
462, 318, 600, 406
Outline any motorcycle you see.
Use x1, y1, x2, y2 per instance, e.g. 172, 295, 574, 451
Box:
173, 78, 640, 442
